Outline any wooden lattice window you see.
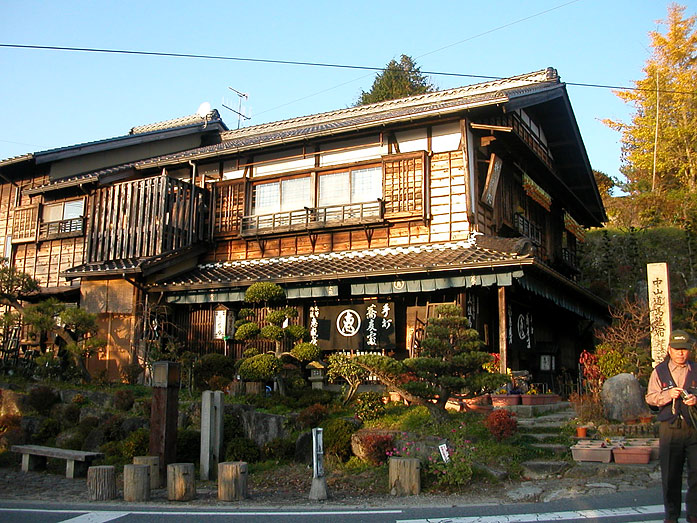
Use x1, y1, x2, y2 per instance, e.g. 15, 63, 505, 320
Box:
215, 180, 245, 235
11, 204, 39, 243
382, 151, 426, 217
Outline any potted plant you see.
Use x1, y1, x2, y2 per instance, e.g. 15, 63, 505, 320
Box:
520, 385, 546, 405
490, 386, 521, 406
613, 443, 651, 464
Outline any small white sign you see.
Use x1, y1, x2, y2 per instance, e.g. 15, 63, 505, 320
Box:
438, 443, 450, 463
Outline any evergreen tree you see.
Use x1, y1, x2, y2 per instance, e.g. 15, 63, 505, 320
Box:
354, 304, 506, 423
356, 55, 435, 105
603, 4, 697, 227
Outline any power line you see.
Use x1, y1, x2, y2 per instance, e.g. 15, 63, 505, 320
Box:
1, 42, 695, 97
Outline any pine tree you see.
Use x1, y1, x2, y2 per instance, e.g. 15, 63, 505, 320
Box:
603, 4, 697, 227
356, 55, 435, 105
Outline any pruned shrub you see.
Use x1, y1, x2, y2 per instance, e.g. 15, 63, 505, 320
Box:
262, 437, 295, 461
322, 418, 358, 462
27, 385, 60, 416
225, 437, 261, 463
244, 282, 285, 304
208, 375, 230, 391
291, 342, 320, 363
102, 414, 125, 442
238, 353, 281, 382
223, 413, 244, 443
234, 321, 261, 341
61, 403, 81, 427
121, 362, 144, 385
194, 353, 236, 389
353, 391, 386, 422
113, 389, 134, 411
176, 429, 201, 463
32, 418, 61, 444
297, 403, 329, 430
121, 428, 150, 460
356, 432, 394, 466
484, 409, 518, 441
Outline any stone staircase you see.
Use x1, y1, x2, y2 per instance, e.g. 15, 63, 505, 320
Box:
510, 402, 577, 479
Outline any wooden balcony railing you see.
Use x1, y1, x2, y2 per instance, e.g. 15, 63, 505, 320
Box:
38, 217, 84, 240
241, 200, 383, 236
514, 213, 543, 245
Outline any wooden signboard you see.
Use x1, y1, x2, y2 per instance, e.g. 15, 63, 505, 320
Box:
647, 262, 671, 365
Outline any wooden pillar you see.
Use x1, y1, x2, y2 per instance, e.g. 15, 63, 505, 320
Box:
149, 362, 180, 484
123, 464, 150, 502
498, 286, 508, 374
167, 463, 196, 501
133, 456, 161, 489
388, 457, 420, 496
87, 465, 116, 501
218, 461, 248, 501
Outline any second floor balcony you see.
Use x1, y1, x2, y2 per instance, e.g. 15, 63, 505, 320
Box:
241, 200, 384, 236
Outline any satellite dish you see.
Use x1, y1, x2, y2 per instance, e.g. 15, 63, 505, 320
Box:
196, 102, 212, 117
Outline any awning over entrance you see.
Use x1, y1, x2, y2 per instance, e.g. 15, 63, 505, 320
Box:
350, 271, 523, 295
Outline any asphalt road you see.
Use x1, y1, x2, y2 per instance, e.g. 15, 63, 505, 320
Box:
0, 485, 669, 523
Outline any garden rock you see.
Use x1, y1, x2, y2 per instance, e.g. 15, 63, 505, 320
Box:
82, 428, 105, 451
294, 431, 313, 465
0, 388, 26, 416
601, 373, 646, 421
505, 483, 542, 501
229, 404, 290, 447
121, 417, 148, 435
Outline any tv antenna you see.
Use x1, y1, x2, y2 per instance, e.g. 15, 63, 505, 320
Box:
223, 87, 251, 129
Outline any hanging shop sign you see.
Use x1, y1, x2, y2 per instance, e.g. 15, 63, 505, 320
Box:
508, 304, 533, 350
310, 302, 396, 352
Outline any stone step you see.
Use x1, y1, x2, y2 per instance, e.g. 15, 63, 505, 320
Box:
531, 443, 569, 454
523, 432, 562, 441
500, 402, 574, 419
520, 460, 570, 479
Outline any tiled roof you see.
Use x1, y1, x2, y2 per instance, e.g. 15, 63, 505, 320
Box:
135, 68, 561, 168
130, 109, 224, 135
153, 236, 533, 291
62, 244, 208, 279
1, 110, 226, 166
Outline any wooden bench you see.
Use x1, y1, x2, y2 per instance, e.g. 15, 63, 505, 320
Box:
11, 445, 104, 478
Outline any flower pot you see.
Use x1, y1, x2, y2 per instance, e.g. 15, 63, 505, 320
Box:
639, 415, 654, 424
490, 394, 520, 407
612, 446, 651, 464
571, 444, 613, 463
521, 395, 546, 405
576, 426, 588, 438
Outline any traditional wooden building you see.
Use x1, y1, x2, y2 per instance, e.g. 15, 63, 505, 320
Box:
2, 68, 609, 390
0, 109, 227, 376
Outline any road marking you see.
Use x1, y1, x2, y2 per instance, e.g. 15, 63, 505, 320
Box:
398, 503, 665, 522
59, 512, 129, 522
0, 507, 402, 517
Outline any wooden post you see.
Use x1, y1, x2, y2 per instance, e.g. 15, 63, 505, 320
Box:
389, 457, 420, 496
218, 461, 248, 501
149, 362, 180, 484
133, 456, 160, 489
498, 286, 508, 374
167, 463, 196, 501
87, 465, 116, 501
123, 464, 150, 502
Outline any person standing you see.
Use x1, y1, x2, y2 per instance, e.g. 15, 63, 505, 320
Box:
646, 330, 697, 523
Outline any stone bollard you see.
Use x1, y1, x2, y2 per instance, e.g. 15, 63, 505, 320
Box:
124, 464, 150, 501
167, 463, 196, 501
133, 456, 161, 489
218, 461, 248, 501
389, 457, 421, 496
87, 465, 116, 501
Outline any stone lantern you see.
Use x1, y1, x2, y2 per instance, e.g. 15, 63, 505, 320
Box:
306, 360, 327, 390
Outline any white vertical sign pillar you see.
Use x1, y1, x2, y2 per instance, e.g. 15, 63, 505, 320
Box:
200, 390, 224, 481
309, 427, 328, 500
647, 262, 671, 366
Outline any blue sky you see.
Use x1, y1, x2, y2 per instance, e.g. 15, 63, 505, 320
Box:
0, 0, 691, 183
